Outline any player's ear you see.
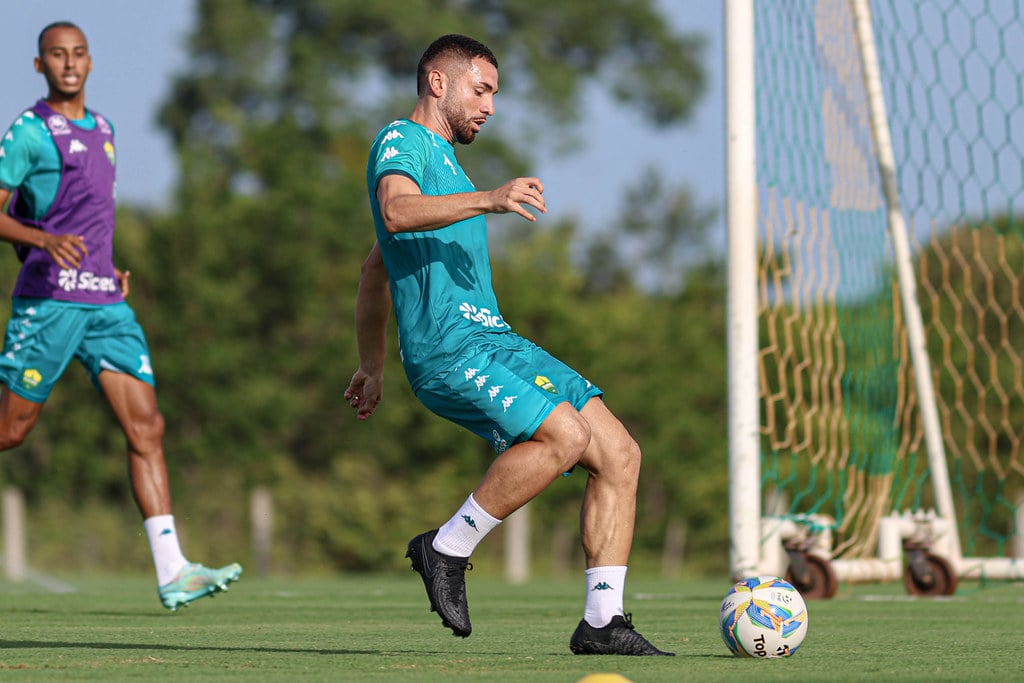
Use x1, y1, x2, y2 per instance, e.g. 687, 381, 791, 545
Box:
427, 68, 446, 98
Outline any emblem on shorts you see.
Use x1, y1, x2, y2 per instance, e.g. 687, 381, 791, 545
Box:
21, 368, 42, 389
534, 375, 558, 394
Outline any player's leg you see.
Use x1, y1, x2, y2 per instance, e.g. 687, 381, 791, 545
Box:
86, 303, 241, 610
472, 401, 590, 518
576, 397, 640, 568
406, 342, 592, 637
405, 402, 590, 637
99, 369, 242, 609
0, 389, 45, 450
569, 397, 674, 656
97, 370, 170, 517
0, 298, 87, 448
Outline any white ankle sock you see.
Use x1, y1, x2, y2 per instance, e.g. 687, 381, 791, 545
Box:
432, 494, 501, 558
583, 566, 628, 627
144, 515, 189, 585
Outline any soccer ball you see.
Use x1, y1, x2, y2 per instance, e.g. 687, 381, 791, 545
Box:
719, 576, 809, 658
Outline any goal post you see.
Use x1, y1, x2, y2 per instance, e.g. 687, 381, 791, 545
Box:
726, 0, 1024, 594
725, 0, 761, 581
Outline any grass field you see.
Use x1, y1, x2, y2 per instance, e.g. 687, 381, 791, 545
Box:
1, 572, 1022, 682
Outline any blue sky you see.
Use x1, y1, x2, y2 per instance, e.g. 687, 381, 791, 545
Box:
1, 1, 724, 234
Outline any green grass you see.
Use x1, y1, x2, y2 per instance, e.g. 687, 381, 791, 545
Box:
1, 573, 1022, 682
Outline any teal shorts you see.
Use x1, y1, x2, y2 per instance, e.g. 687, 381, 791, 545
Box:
415, 334, 602, 454
0, 298, 155, 402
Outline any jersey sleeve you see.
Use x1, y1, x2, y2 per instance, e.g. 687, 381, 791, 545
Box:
370, 122, 429, 190
0, 111, 47, 192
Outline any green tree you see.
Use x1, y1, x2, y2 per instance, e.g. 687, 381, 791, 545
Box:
3, 0, 730, 574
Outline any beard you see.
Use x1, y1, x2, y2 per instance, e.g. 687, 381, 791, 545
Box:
440, 92, 477, 145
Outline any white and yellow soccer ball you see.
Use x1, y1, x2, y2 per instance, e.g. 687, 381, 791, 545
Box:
719, 575, 808, 658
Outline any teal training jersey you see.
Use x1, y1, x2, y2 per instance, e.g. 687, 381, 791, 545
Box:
366, 119, 511, 391
0, 108, 104, 220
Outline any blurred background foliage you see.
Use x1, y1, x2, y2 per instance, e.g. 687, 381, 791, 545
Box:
0, 0, 729, 577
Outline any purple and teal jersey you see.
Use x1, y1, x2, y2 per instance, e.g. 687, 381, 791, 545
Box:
0, 100, 122, 304
367, 119, 511, 391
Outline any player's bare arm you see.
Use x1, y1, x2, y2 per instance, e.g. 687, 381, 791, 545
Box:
377, 173, 546, 234
0, 191, 87, 268
345, 242, 391, 420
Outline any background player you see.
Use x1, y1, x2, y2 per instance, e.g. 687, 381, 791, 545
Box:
0, 21, 241, 610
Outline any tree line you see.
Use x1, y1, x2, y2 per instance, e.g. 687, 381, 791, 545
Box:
1, 1, 734, 576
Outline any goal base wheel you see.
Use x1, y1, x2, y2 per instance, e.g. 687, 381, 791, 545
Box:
904, 550, 958, 596
785, 551, 838, 599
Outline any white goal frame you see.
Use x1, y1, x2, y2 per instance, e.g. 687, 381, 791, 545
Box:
725, 0, 1024, 587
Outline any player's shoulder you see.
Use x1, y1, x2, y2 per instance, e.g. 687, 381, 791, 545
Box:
1, 109, 51, 160
3, 108, 50, 140
375, 118, 432, 147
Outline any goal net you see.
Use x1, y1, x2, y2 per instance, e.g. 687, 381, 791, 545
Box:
727, 0, 1024, 594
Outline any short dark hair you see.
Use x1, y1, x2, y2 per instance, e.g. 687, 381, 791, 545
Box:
416, 34, 498, 96
38, 21, 83, 56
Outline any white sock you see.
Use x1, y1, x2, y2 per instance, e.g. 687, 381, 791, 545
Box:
432, 494, 501, 558
583, 566, 628, 627
144, 515, 189, 585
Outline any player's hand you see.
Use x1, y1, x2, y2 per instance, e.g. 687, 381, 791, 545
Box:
42, 233, 88, 269
115, 268, 131, 297
490, 177, 546, 221
345, 368, 383, 421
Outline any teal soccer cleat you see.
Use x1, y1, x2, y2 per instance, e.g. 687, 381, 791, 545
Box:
158, 562, 243, 611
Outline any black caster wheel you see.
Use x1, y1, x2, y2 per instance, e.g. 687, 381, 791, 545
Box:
904, 550, 958, 596
786, 551, 838, 599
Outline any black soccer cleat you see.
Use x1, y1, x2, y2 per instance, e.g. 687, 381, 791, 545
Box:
405, 529, 473, 638
569, 613, 675, 656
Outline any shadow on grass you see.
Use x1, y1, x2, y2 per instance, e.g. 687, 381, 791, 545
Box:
0, 640, 410, 656
0, 638, 735, 660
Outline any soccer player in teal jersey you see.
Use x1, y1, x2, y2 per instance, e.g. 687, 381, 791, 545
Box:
347, 34, 673, 656
0, 21, 241, 610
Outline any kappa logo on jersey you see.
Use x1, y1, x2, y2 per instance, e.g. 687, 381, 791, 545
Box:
459, 302, 509, 329
443, 154, 458, 175
383, 129, 404, 143
68, 139, 88, 154
47, 115, 71, 135
96, 115, 112, 136
381, 146, 400, 161
57, 269, 118, 294
464, 367, 517, 412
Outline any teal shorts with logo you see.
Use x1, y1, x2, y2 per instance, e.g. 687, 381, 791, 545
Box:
0, 298, 155, 402
415, 334, 603, 454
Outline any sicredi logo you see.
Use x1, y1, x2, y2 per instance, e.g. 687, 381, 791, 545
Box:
58, 270, 119, 293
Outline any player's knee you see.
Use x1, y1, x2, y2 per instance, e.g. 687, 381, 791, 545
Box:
0, 421, 31, 450
0, 410, 39, 451
591, 433, 642, 486
555, 411, 592, 470
620, 436, 643, 481
125, 409, 166, 452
